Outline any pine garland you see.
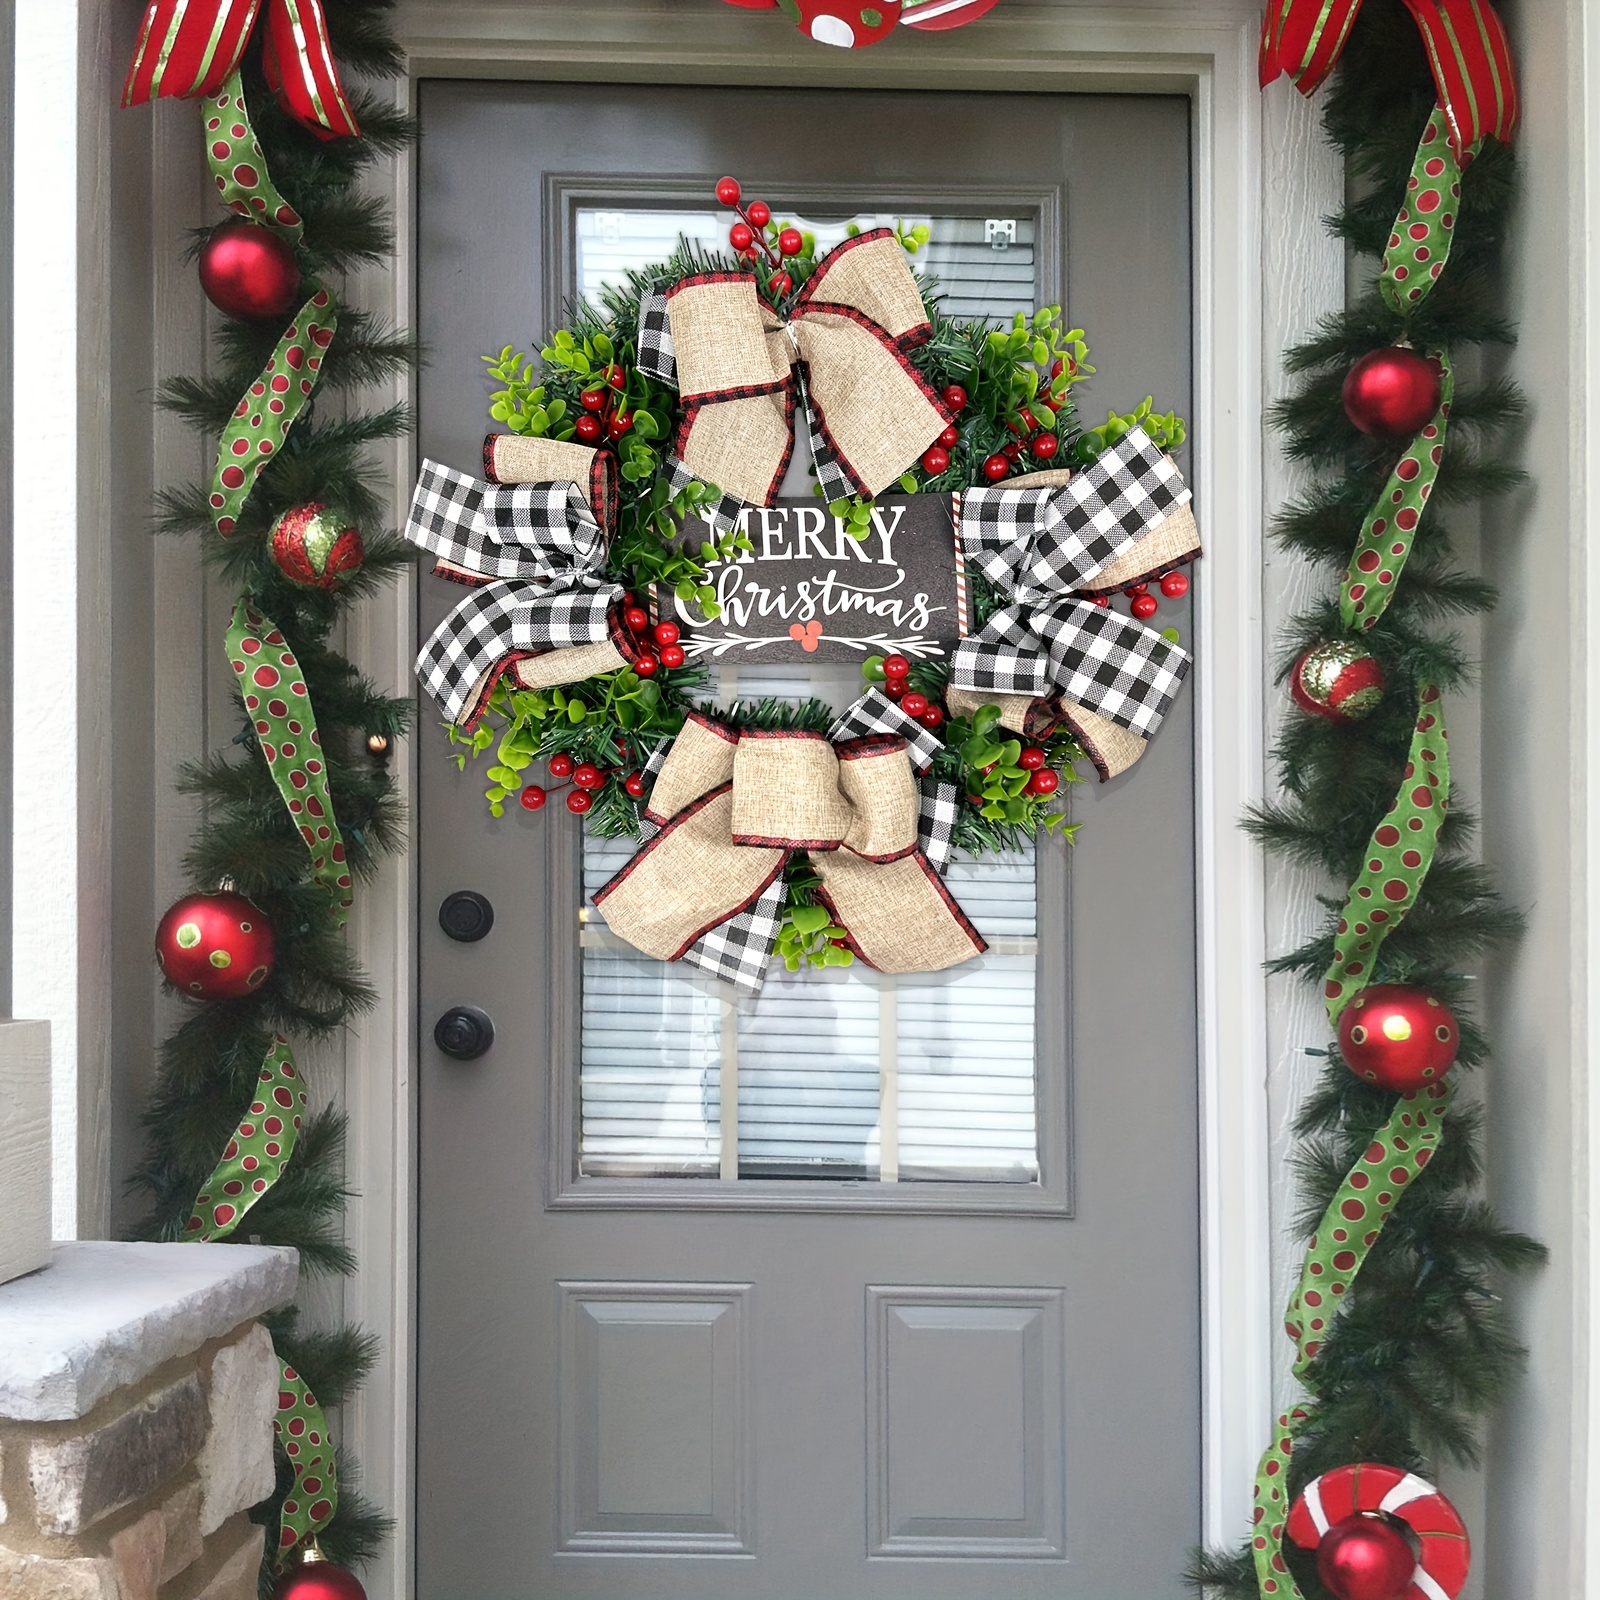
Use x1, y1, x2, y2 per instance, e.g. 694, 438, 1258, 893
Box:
1191, 7, 1542, 1597
127, 0, 413, 1577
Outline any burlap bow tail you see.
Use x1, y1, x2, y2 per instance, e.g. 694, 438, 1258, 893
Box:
636, 228, 951, 510
597, 701, 983, 986
406, 436, 629, 728
950, 425, 1200, 780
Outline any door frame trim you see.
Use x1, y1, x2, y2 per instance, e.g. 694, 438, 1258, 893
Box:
345, 7, 1329, 1595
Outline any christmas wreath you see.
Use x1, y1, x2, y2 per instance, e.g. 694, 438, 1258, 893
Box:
405, 177, 1198, 985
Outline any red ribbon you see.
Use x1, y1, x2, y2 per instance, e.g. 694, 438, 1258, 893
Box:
1259, 0, 1517, 160
122, 0, 359, 140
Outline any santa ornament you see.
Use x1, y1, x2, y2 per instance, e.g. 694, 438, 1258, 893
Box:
1288, 1463, 1470, 1600
721, 0, 1001, 47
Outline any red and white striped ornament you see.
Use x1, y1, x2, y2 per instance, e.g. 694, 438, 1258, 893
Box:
901, 0, 1002, 28
1288, 1464, 1470, 1600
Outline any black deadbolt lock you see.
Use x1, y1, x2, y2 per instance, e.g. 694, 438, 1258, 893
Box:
439, 890, 494, 943
434, 1005, 495, 1061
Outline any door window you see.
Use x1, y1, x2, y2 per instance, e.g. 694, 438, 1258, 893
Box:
572, 205, 1051, 1190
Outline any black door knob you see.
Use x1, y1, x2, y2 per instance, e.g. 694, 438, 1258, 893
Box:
434, 1005, 495, 1060
439, 890, 494, 943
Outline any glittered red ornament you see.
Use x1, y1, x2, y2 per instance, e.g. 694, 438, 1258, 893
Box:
197, 220, 302, 321
1314, 1514, 1417, 1600
1342, 347, 1443, 439
156, 891, 275, 1001
1339, 984, 1459, 1092
271, 1549, 368, 1600
269, 504, 365, 591
1290, 640, 1387, 723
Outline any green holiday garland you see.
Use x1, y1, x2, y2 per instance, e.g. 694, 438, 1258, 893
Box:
1191, 7, 1543, 1598
124, 0, 414, 1581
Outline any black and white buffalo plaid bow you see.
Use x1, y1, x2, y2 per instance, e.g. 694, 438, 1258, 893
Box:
406, 459, 625, 729
951, 426, 1193, 757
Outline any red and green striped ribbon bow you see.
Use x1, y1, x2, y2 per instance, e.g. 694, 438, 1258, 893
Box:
208, 288, 336, 537
1251, 1080, 1455, 1599
1340, 351, 1452, 633
122, 0, 360, 139
184, 1035, 306, 1239
227, 596, 353, 924
273, 1359, 339, 1562
1260, 0, 1518, 160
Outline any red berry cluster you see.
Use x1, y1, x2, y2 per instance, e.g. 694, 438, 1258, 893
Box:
573, 362, 635, 445
520, 746, 650, 817
921, 385, 967, 476
879, 654, 945, 730
981, 359, 1076, 481
717, 176, 804, 302
616, 591, 687, 676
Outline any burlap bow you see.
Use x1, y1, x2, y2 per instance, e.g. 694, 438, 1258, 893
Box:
636, 228, 951, 511
949, 425, 1201, 780
596, 691, 980, 990
406, 436, 630, 729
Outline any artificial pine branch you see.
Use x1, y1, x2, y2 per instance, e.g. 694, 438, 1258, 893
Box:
1192, 5, 1543, 1596
127, 0, 413, 1577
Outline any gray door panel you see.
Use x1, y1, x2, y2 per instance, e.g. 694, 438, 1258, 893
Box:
416, 81, 1198, 1600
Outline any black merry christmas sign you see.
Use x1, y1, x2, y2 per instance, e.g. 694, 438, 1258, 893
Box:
658, 494, 969, 665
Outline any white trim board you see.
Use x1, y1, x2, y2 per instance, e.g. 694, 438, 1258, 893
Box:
339, 6, 1321, 1596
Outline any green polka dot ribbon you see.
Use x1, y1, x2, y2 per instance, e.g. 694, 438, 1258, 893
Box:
1322, 685, 1449, 1025
1251, 1082, 1454, 1599
1340, 350, 1453, 633
274, 1358, 339, 1563
185, 1035, 305, 1240
1380, 109, 1467, 315
205, 71, 303, 239
227, 595, 353, 924
208, 288, 336, 536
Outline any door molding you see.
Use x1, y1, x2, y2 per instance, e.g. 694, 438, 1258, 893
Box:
343, 7, 1332, 1596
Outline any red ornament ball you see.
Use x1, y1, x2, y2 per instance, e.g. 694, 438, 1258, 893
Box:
729, 221, 755, 252
566, 789, 594, 815
659, 643, 686, 670
1342, 347, 1443, 439
624, 773, 646, 798
882, 654, 910, 679
574, 414, 602, 442
1030, 431, 1060, 460
746, 200, 771, 228
197, 221, 302, 321
634, 653, 659, 678
1159, 570, 1190, 599
779, 227, 805, 258
936, 424, 960, 449
548, 753, 575, 779
623, 605, 651, 634
982, 453, 1011, 481
1291, 640, 1387, 723
794, 0, 902, 47
900, 692, 930, 717
1018, 746, 1047, 771
1340, 984, 1459, 1092
156, 891, 275, 1001
919, 705, 944, 729
1315, 1515, 1417, 1600
921, 445, 950, 475
882, 678, 906, 700
715, 176, 741, 206
269, 504, 364, 591
271, 1551, 368, 1600
1130, 593, 1159, 621
520, 785, 547, 811
942, 384, 968, 412
653, 621, 680, 646
1027, 768, 1060, 796
572, 763, 604, 791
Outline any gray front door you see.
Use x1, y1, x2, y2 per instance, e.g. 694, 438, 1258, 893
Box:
414, 80, 1198, 1600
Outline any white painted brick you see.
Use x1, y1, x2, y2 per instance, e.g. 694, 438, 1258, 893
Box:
196, 1326, 277, 1536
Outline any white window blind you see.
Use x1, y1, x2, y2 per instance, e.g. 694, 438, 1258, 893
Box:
573, 206, 1045, 1187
